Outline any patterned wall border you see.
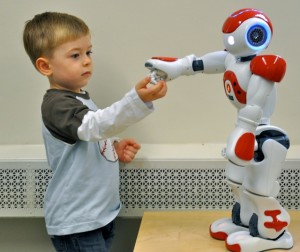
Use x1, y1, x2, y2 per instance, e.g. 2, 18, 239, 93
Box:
0, 160, 299, 217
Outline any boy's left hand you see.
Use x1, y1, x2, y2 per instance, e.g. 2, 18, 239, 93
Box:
114, 138, 141, 163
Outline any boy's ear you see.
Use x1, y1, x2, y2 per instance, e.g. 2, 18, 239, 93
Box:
35, 57, 52, 76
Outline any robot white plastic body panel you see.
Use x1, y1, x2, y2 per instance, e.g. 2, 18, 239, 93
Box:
145, 8, 293, 252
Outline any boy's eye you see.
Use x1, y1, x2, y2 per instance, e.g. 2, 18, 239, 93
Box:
71, 53, 80, 59
87, 50, 93, 56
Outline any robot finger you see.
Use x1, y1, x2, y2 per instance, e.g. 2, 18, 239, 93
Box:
149, 70, 167, 84
149, 71, 158, 84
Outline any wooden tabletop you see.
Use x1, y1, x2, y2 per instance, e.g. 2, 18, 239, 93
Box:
134, 210, 299, 252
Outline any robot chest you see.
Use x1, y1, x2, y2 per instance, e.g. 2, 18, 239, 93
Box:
223, 70, 249, 107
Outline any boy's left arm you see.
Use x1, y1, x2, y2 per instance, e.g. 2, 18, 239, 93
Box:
114, 138, 141, 163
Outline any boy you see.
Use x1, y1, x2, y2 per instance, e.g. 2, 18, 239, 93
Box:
23, 12, 167, 252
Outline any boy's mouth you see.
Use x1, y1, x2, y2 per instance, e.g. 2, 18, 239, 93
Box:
82, 71, 91, 77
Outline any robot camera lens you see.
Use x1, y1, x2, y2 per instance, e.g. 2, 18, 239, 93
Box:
247, 25, 268, 47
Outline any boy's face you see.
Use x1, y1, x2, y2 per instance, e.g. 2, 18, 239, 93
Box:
47, 35, 93, 93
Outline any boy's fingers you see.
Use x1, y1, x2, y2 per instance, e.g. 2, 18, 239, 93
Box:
136, 76, 151, 89
151, 81, 167, 95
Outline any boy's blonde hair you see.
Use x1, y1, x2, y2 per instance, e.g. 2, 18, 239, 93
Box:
23, 12, 90, 67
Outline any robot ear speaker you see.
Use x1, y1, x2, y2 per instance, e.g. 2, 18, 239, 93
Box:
246, 24, 271, 49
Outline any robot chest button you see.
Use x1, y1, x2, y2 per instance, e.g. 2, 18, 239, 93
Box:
223, 71, 247, 104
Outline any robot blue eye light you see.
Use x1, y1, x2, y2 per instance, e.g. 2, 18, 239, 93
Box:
247, 24, 269, 48
252, 29, 263, 40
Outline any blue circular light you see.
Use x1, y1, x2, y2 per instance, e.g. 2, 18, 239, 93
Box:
246, 23, 271, 51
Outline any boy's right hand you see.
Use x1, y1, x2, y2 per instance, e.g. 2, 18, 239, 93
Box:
135, 76, 167, 102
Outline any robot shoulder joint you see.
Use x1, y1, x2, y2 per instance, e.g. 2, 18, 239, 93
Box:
250, 55, 286, 83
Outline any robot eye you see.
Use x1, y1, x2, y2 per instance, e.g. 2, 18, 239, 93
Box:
246, 23, 271, 50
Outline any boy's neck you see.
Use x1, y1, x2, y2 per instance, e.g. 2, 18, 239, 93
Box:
50, 83, 83, 94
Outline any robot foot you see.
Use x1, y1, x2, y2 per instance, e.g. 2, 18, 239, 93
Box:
225, 230, 293, 252
209, 218, 248, 240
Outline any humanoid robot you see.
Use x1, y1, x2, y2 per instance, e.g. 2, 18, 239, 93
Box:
145, 8, 293, 252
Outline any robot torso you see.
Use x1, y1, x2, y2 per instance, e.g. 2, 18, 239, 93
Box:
223, 54, 253, 109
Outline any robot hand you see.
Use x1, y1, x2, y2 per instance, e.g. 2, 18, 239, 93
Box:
145, 55, 196, 84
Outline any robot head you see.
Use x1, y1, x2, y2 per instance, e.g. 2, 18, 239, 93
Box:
222, 8, 273, 57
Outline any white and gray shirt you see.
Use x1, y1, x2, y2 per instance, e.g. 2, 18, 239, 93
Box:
42, 88, 153, 235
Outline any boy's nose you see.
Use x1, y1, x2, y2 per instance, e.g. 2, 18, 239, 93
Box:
83, 55, 92, 65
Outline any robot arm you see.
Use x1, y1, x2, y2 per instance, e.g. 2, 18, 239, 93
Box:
145, 54, 196, 83
145, 51, 228, 84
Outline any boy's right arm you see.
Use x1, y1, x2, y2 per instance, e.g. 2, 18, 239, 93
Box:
77, 79, 166, 142
42, 77, 167, 143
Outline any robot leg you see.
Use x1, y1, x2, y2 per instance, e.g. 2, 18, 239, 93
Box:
226, 126, 293, 251
226, 192, 293, 252
210, 162, 249, 240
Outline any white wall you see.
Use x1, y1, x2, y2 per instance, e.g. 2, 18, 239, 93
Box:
0, 0, 299, 145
